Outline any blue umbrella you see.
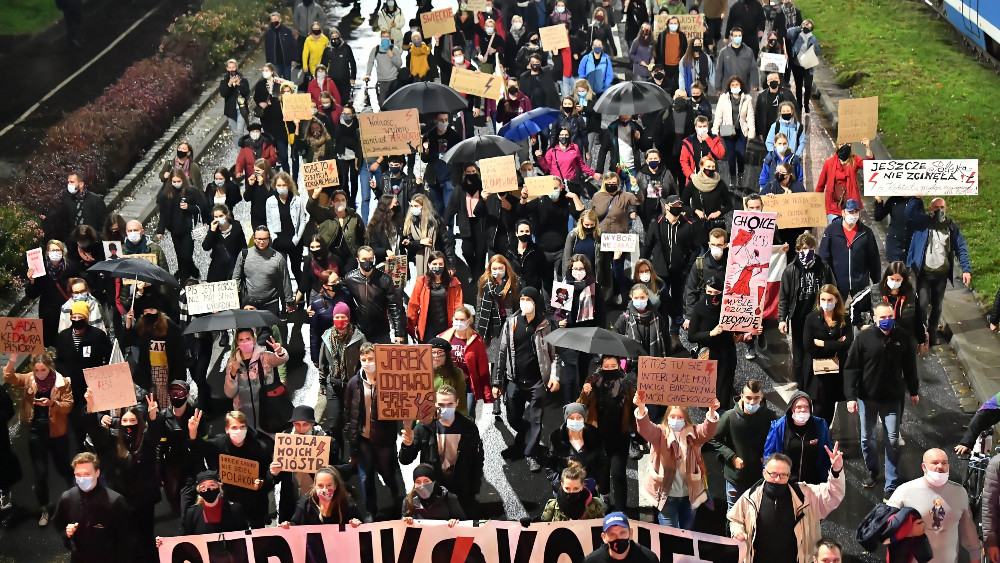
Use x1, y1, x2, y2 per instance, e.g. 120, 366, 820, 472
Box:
497, 107, 561, 142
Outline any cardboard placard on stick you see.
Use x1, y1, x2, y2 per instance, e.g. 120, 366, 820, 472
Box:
302, 159, 340, 191
281, 93, 314, 122
374, 344, 435, 423
272, 433, 333, 473
539, 24, 569, 52
186, 280, 241, 316
601, 233, 639, 253
719, 211, 778, 332
385, 255, 409, 288
759, 192, 827, 228
26, 248, 44, 278
836, 96, 878, 144
862, 159, 979, 196
420, 7, 455, 37
480, 155, 518, 193
359, 109, 423, 157
637, 356, 718, 407
449, 66, 503, 100
219, 454, 260, 489
0, 317, 44, 355
83, 362, 136, 413
524, 175, 559, 199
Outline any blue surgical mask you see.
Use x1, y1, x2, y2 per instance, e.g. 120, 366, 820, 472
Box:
732, 36, 742, 45
381, 38, 391, 51
413, 39, 422, 47
550, 189, 561, 200
744, 402, 761, 414
438, 407, 455, 421
730, 87, 741, 96
556, 5, 565, 12
215, 179, 225, 186
76, 476, 96, 492
593, 46, 603, 54
667, 419, 685, 432
877, 318, 895, 332
668, 23, 678, 32
632, 298, 648, 310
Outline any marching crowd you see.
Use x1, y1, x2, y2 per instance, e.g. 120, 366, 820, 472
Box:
1, 0, 996, 561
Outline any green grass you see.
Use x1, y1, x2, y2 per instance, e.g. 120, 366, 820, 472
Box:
797, 0, 1000, 299
0, 0, 62, 36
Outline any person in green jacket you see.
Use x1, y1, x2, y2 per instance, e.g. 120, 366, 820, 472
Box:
429, 338, 468, 416
541, 460, 606, 522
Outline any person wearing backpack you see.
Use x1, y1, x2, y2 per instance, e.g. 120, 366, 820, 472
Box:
682, 227, 729, 330
765, 102, 807, 159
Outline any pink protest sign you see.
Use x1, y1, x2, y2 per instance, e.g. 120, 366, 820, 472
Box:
719, 211, 778, 332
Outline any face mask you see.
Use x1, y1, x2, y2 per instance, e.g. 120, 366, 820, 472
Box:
925, 470, 949, 487
199, 488, 220, 503
531, 63, 541, 71
389, 165, 402, 175
237, 341, 255, 357
228, 428, 248, 443
520, 301, 535, 315
453, 319, 468, 332
485, 27, 495, 34
512, 22, 523, 30
776, 144, 788, 154
776, 173, 788, 184
262, 70, 273, 80
387, 0, 395, 6
732, 36, 742, 45
791, 412, 811, 425
609, 539, 630, 555
595, 14, 605, 22
843, 213, 859, 226
639, 272, 652, 282
648, 160, 660, 170
744, 401, 760, 413
798, 249, 814, 263
453, 55, 464, 64
763, 481, 788, 498
632, 298, 648, 310
362, 361, 376, 375
730, 87, 741, 96
769, 80, 780, 90
668, 23, 678, 32
316, 71, 326, 80
706, 293, 721, 306
934, 209, 947, 223
412, 38, 424, 47
837, 145, 852, 161
435, 120, 449, 132
331, 37, 342, 46
566, 419, 585, 432
667, 418, 686, 432
250, 132, 261, 141
781, 113, 793, 122
334, 318, 350, 331
126, 231, 141, 243
710, 246, 724, 260
559, 135, 570, 144
177, 149, 190, 159
556, 5, 565, 12
409, 205, 424, 217
571, 269, 586, 281
170, 396, 188, 409
593, 46, 603, 54
550, 189, 561, 200
216, 216, 229, 228
438, 407, 455, 422
67, 184, 78, 194
820, 301, 836, 312
517, 234, 532, 243
415, 482, 434, 499
76, 476, 96, 492
72, 318, 88, 330
491, 268, 506, 278
605, 183, 618, 193
803, 26, 813, 34
276, 187, 288, 196
696, 126, 709, 136
316, 488, 335, 501
669, 206, 683, 217
311, 29, 322, 36
887, 279, 902, 290
172, 182, 184, 189
381, 38, 391, 51
360, 259, 375, 272
877, 318, 895, 332
144, 312, 159, 322
693, 45, 703, 53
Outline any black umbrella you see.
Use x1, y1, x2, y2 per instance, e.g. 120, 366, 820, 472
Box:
87, 256, 179, 287
442, 135, 521, 164
183, 309, 280, 335
593, 80, 672, 115
543, 327, 647, 357
380, 82, 469, 114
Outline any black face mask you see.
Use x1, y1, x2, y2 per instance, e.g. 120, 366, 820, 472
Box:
199, 488, 221, 504
692, 94, 702, 102
582, 226, 594, 234
600, 368, 621, 380
557, 489, 588, 519
653, 72, 665, 81
428, 266, 444, 275
768, 80, 779, 89
608, 539, 630, 555
562, 106, 573, 115
508, 86, 518, 96
781, 113, 793, 121
177, 150, 188, 159
692, 45, 702, 53
530, 63, 541, 71
558, 135, 570, 144
768, 40, 777, 47
71, 318, 88, 330
144, 312, 159, 322
122, 425, 139, 446
312, 249, 327, 262
672, 99, 686, 112
170, 396, 188, 409
668, 206, 683, 217
359, 259, 374, 272
517, 234, 532, 243
837, 145, 852, 161
776, 172, 788, 182
704, 169, 715, 177
605, 183, 618, 193
271, 21, 281, 28
763, 481, 790, 499
706, 293, 721, 306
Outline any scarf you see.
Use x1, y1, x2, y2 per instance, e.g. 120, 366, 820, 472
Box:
476, 278, 508, 338
174, 156, 192, 179
327, 324, 355, 382
690, 169, 720, 192
781, 2, 800, 27
35, 372, 57, 395
623, 305, 666, 357
248, 135, 265, 159
798, 261, 818, 297
124, 236, 150, 255
572, 282, 595, 322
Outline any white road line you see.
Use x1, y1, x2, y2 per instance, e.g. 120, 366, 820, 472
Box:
478, 402, 529, 521
0, 3, 162, 139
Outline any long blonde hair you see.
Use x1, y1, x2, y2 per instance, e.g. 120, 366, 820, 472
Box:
573, 209, 601, 239
402, 193, 437, 239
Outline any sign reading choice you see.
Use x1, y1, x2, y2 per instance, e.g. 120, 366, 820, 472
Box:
0, 317, 44, 355
374, 345, 435, 423
637, 356, 718, 407
719, 211, 778, 332
272, 433, 332, 474
359, 109, 422, 157
185, 280, 240, 316
601, 233, 639, 253
863, 159, 979, 196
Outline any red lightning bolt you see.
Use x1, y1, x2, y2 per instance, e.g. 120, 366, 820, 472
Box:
316, 441, 326, 455
450, 537, 475, 563
966, 171, 977, 186
868, 172, 879, 190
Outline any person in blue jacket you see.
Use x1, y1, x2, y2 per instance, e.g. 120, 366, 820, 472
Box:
873, 196, 918, 263
763, 390, 832, 485
765, 102, 806, 158
759, 133, 804, 190
905, 197, 972, 345
818, 199, 881, 327
578, 39, 614, 95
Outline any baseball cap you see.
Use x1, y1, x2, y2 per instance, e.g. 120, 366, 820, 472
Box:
844, 199, 861, 212
603, 511, 629, 532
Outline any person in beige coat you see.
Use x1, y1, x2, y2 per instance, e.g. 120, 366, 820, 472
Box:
712, 76, 756, 182
728, 447, 846, 563
634, 390, 719, 529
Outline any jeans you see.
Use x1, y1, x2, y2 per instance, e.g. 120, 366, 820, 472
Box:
358, 164, 380, 223
429, 181, 454, 219
917, 271, 949, 342
355, 437, 403, 518
657, 496, 694, 529
722, 133, 747, 179
561, 76, 576, 97
275, 63, 292, 82
858, 398, 901, 491
227, 113, 246, 148
725, 481, 747, 512
506, 381, 546, 458
28, 424, 73, 508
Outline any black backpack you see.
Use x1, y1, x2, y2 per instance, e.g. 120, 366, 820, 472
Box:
856, 502, 898, 552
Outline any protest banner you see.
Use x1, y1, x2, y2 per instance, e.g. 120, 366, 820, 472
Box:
302, 159, 340, 191
719, 211, 778, 332
420, 7, 455, 36
384, 255, 409, 288
759, 52, 787, 73
83, 362, 136, 412
523, 175, 559, 199
185, 280, 241, 316
281, 93, 314, 122
637, 356, 718, 407
677, 14, 706, 35
862, 159, 979, 196
219, 454, 260, 489
374, 344, 435, 423
836, 96, 878, 144
359, 109, 423, 157
550, 281, 574, 311
653, 13, 669, 35
601, 233, 639, 253
759, 192, 827, 228
272, 433, 332, 473
539, 24, 569, 52
159, 518, 745, 563
0, 317, 44, 355
466, 0, 488, 11
480, 155, 518, 193
26, 248, 44, 278
122, 253, 158, 285
449, 66, 503, 100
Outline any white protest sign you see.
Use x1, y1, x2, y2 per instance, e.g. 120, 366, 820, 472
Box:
863, 159, 979, 196
185, 280, 240, 316
601, 233, 639, 253
759, 52, 787, 73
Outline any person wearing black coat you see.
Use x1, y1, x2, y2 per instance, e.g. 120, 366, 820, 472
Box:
516, 181, 584, 290
219, 62, 251, 148
321, 31, 358, 105
156, 171, 207, 281
545, 403, 607, 493
202, 204, 247, 283
682, 234, 728, 321
58, 174, 109, 241
801, 286, 854, 423
754, 78, 797, 140
622, 0, 649, 48
26, 244, 79, 346
333, 108, 363, 207
505, 220, 548, 299
421, 115, 464, 217
52, 453, 131, 563
777, 233, 835, 388
681, 173, 732, 250
402, 465, 465, 522
519, 58, 561, 111
642, 196, 696, 336
54, 321, 112, 450
204, 168, 242, 215
342, 248, 405, 344
818, 209, 881, 326
483, 191, 519, 257
687, 278, 738, 406
160, 383, 209, 517
264, 16, 296, 80
445, 167, 490, 282
284, 465, 365, 525
252, 68, 286, 145
873, 196, 917, 263
725, 0, 767, 58
124, 300, 186, 407
0, 378, 21, 511
181, 471, 249, 535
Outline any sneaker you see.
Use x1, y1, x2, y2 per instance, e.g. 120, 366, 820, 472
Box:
0, 491, 11, 512
526, 457, 541, 472
883, 488, 896, 503
745, 345, 757, 361
863, 472, 877, 488
39, 507, 49, 527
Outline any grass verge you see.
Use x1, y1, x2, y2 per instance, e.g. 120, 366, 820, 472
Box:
797, 0, 1000, 299
0, 0, 62, 36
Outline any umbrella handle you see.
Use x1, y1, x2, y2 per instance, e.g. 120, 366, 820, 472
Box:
130, 278, 138, 311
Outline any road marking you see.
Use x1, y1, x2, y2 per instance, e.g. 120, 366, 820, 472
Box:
0, 3, 162, 139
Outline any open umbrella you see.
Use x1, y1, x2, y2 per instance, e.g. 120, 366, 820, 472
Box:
442, 135, 521, 164
593, 80, 672, 115
183, 309, 280, 335
380, 82, 469, 114
543, 327, 647, 357
497, 107, 561, 142
87, 256, 179, 287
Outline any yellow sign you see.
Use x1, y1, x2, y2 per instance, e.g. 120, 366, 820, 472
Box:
449, 66, 503, 100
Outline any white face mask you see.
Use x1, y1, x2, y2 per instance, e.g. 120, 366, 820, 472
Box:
512, 21, 523, 30
819, 301, 836, 312
67, 184, 77, 194
887, 279, 902, 290
710, 246, 724, 260
924, 470, 949, 487
571, 269, 586, 281
566, 419, 585, 432
316, 72, 325, 80
361, 361, 376, 375
632, 298, 648, 310
453, 56, 464, 65
48, 251, 63, 263
277, 187, 289, 196
843, 213, 859, 226
228, 428, 247, 444
791, 412, 811, 425
485, 26, 495, 34
250, 132, 261, 141
453, 320, 468, 332
336, 203, 346, 212
730, 87, 741, 96
127, 231, 142, 243
262, 71, 272, 79
491, 268, 505, 279
519, 300, 534, 315
639, 272, 651, 282
696, 126, 709, 136
667, 419, 685, 432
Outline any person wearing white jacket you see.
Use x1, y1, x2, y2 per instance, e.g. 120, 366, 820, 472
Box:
712, 77, 756, 182
266, 172, 310, 287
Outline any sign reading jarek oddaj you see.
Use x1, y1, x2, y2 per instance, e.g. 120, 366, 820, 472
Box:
863, 159, 979, 196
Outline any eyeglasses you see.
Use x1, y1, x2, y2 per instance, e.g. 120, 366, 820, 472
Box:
254, 237, 270, 242
765, 469, 790, 481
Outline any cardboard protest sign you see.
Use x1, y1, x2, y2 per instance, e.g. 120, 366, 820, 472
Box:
601, 233, 639, 253
359, 109, 423, 157
384, 255, 409, 288
466, 0, 488, 11
0, 317, 44, 355
759, 192, 827, 228
480, 155, 518, 193
653, 14, 669, 36
448, 66, 503, 100
26, 248, 44, 278
272, 433, 332, 473
83, 362, 136, 412
677, 14, 706, 35
302, 159, 340, 191
836, 96, 878, 144
863, 159, 979, 196
281, 93, 313, 122
719, 211, 778, 332
637, 356, 718, 407
759, 52, 787, 73
550, 281, 574, 311
219, 454, 260, 489
524, 175, 559, 199
122, 253, 158, 285
539, 24, 569, 52
185, 280, 241, 316
374, 344, 435, 423
420, 7, 455, 36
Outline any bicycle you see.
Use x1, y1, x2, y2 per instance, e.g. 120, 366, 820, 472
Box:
961, 430, 994, 539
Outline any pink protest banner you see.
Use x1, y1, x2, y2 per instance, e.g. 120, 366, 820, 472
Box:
719, 211, 778, 332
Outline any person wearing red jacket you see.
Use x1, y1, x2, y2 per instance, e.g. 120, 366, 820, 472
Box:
307, 64, 342, 109
492, 76, 533, 129
679, 115, 726, 182
437, 306, 493, 418
406, 251, 464, 343
234, 123, 278, 179
816, 137, 873, 221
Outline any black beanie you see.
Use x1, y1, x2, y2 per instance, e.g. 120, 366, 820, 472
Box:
428, 337, 451, 352
520, 286, 543, 311
413, 464, 435, 481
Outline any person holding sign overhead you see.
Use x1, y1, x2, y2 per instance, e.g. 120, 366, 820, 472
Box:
816, 139, 872, 221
